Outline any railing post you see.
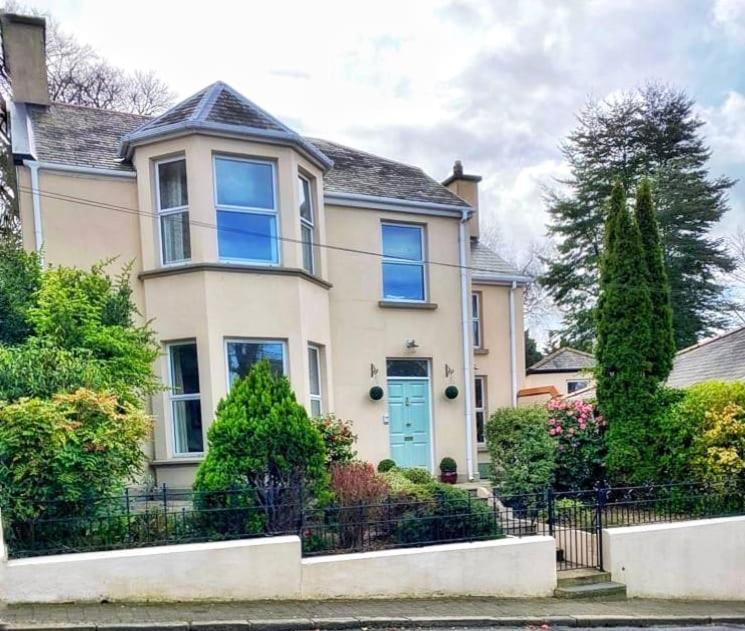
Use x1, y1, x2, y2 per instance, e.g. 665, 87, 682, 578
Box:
125, 487, 132, 544
595, 486, 605, 570
546, 487, 555, 537
162, 483, 168, 540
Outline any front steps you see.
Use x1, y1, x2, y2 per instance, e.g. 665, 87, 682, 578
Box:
554, 569, 627, 599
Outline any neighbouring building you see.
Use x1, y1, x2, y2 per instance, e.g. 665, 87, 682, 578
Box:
2, 13, 530, 485
666, 325, 745, 388
521, 347, 595, 406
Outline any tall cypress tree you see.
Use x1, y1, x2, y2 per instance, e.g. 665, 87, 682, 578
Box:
543, 85, 734, 351
635, 178, 675, 381
596, 182, 656, 483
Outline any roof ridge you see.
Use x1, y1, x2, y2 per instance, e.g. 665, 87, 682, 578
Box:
675, 325, 745, 357
192, 81, 224, 121
48, 101, 152, 119
308, 136, 430, 173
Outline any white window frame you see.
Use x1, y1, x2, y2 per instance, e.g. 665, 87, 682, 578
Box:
380, 222, 427, 303
475, 375, 487, 445
224, 337, 288, 390
155, 157, 190, 267
299, 174, 315, 275
166, 340, 204, 457
213, 155, 280, 266
567, 378, 590, 394
472, 292, 482, 348
308, 344, 323, 417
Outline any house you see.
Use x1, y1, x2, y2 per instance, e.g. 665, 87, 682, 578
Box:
521, 347, 595, 405
667, 325, 745, 388
2, 14, 529, 485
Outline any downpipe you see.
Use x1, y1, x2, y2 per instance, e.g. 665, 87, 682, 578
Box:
459, 209, 475, 481
23, 159, 44, 263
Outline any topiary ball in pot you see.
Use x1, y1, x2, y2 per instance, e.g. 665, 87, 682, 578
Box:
439, 456, 458, 484
444, 385, 459, 399
369, 385, 384, 401
377, 458, 396, 473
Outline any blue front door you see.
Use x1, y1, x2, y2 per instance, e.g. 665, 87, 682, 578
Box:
388, 379, 431, 469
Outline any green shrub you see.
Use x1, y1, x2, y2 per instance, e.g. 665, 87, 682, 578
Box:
377, 458, 396, 472
380, 469, 433, 502
0, 388, 151, 522
311, 414, 357, 466
193, 360, 329, 532
400, 467, 433, 484
439, 457, 457, 473
0, 239, 41, 345
486, 406, 555, 496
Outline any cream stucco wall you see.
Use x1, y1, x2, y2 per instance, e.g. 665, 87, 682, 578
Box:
524, 370, 593, 396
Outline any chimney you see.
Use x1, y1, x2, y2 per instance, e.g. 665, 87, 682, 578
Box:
0, 13, 49, 105
442, 160, 482, 240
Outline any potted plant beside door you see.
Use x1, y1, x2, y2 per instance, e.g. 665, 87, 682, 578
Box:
439, 457, 458, 484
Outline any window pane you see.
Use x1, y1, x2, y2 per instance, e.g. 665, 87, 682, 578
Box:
217, 210, 277, 262
301, 224, 314, 273
476, 411, 485, 444
308, 347, 321, 395
158, 160, 187, 210
382, 262, 424, 301
382, 224, 422, 261
474, 378, 483, 408
161, 211, 191, 264
472, 293, 479, 318
215, 158, 274, 209
567, 380, 589, 394
310, 398, 322, 418
170, 343, 200, 395
173, 399, 203, 453
472, 320, 481, 347
299, 177, 312, 222
227, 341, 284, 385
386, 359, 428, 378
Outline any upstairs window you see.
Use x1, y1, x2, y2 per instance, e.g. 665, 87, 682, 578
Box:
299, 175, 315, 274
381, 223, 426, 301
157, 158, 190, 265
215, 157, 278, 264
472, 292, 482, 348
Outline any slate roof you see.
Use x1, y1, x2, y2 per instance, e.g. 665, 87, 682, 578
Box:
667, 326, 745, 388
470, 240, 526, 281
27, 102, 147, 171
21, 82, 466, 209
528, 347, 596, 373
307, 138, 468, 209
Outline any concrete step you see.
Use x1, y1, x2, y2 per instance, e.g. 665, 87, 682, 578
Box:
557, 569, 612, 587
554, 581, 627, 600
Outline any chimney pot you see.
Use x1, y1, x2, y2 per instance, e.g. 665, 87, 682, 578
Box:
453, 160, 464, 177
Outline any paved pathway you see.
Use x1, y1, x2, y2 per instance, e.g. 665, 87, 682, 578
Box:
3, 598, 745, 630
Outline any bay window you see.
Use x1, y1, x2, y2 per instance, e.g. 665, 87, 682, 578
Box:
299, 175, 315, 274
168, 341, 203, 455
225, 339, 286, 387
215, 156, 278, 264
157, 158, 190, 265
381, 223, 426, 301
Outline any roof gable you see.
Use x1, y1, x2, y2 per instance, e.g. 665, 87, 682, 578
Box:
528, 347, 596, 372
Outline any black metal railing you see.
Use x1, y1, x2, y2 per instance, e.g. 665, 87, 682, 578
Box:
4, 479, 743, 564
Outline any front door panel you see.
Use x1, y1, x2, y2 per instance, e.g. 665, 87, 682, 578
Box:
388, 379, 431, 469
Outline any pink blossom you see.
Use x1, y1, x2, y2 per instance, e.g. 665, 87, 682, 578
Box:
549, 428, 557, 436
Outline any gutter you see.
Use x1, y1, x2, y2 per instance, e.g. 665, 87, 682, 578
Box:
458, 208, 476, 481
509, 281, 518, 407
22, 159, 43, 263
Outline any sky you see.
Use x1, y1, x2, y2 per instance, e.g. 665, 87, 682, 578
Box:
19, 0, 745, 339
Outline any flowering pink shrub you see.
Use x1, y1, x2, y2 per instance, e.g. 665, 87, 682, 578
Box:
546, 398, 606, 490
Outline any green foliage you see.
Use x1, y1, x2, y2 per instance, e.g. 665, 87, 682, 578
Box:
439, 457, 457, 473
194, 360, 329, 507
547, 398, 606, 490
596, 182, 658, 483
655, 382, 745, 483
311, 414, 357, 466
525, 330, 543, 367
0, 388, 151, 522
380, 469, 434, 502
400, 467, 433, 484
635, 178, 676, 381
694, 402, 745, 486
377, 458, 396, 473
486, 406, 555, 495
0, 239, 41, 345
542, 85, 734, 350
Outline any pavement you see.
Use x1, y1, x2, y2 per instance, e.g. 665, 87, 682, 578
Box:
3, 598, 745, 630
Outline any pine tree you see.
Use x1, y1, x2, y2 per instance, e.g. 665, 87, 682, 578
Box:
524, 330, 543, 367
595, 182, 656, 483
543, 85, 734, 350
634, 178, 675, 380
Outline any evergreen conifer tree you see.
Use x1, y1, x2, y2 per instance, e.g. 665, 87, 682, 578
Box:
635, 177, 676, 381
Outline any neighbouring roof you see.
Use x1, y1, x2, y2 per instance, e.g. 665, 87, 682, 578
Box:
21, 82, 467, 210
308, 138, 469, 209
667, 326, 745, 388
528, 347, 596, 373
470, 240, 528, 282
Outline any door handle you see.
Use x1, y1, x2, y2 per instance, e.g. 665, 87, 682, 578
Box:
405, 397, 410, 406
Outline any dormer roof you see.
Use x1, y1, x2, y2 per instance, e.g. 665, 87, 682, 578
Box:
119, 81, 333, 171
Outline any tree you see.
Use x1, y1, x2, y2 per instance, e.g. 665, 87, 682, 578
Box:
194, 360, 328, 530
595, 182, 656, 483
634, 177, 675, 380
543, 85, 735, 351
0, 236, 40, 344
524, 330, 543, 367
